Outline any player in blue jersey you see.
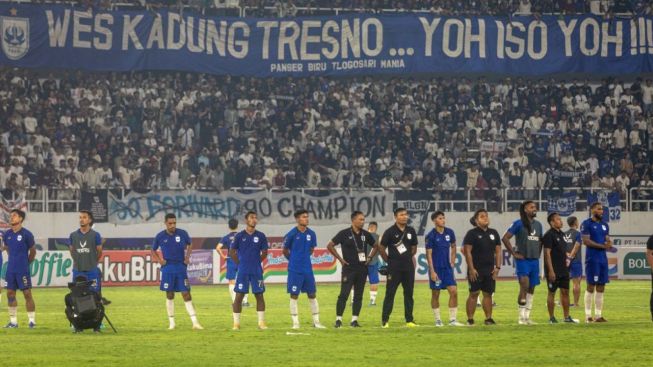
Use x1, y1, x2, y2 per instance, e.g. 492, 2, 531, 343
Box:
425, 211, 464, 327
230, 211, 268, 330
581, 202, 611, 323
502, 200, 543, 325
217, 218, 249, 307
284, 209, 326, 329
565, 216, 583, 307
151, 213, 203, 330
2, 209, 37, 328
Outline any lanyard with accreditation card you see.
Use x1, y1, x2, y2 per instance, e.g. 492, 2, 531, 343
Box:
351, 229, 367, 263
393, 230, 408, 255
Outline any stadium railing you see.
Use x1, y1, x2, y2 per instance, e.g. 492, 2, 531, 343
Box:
4, 186, 643, 213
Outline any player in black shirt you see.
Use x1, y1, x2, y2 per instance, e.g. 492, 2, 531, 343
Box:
647, 234, 653, 322
543, 212, 579, 324
327, 211, 378, 328
463, 209, 501, 325
379, 208, 419, 328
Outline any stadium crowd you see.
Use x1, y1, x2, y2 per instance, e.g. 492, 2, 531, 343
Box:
1, 68, 652, 201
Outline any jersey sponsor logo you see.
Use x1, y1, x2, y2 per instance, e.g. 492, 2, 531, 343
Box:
254, 237, 259, 243
175, 236, 181, 243
77, 240, 91, 253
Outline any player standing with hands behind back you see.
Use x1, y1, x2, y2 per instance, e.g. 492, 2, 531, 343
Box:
502, 201, 543, 325
581, 202, 611, 323
379, 208, 419, 328
284, 210, 326, 329
425, 211, 464, 326
2, 209, 36, 329
151, 213, 203, 330
463, 209, 501, 326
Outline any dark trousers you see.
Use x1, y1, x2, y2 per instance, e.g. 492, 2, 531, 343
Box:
336, 266, 367, 317
382, 267, 415, 323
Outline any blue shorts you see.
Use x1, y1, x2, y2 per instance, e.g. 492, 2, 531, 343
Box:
287, 271, 316, 295
235, 273, 265, 294
515, 258, 540, 287
569, 261, 583, 278
585, 261, 609, 285
73, 268, 102, 293
226, 260, 238, 280
429, 266, 457, 290
367, 263, 380, 285
5, 271, 31, 291
160, 263, 190, 292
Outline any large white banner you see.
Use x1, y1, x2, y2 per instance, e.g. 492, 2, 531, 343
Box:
109, 190, 393, 226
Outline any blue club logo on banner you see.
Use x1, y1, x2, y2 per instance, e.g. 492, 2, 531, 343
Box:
1, 13, 29, 60
547, 193, 576, 217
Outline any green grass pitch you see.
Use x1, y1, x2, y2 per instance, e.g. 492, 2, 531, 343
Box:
1, 280, 651, 366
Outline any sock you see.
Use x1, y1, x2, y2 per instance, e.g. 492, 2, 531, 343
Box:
519, 305, 527, 320
309, 298, 320, 324
27, 312, 35, 324
449, 307, 458, 322
290, 299, 299, 325
336, 316, 342, 321
166, 299, 175, 325
243, 293, 249, 304
585, 291, 593, 318
184, 301, 198, 324
257, 311, 265, 324
594, 292, 604, 318
351, 315, 358, 322
8, 306, 17, 324
370, 291, 377, 303
350, 290, 354, 301
233, 312, 241, 324
525, 294, 534, 320
228, 284, 236, 303
432, 308, 441, 321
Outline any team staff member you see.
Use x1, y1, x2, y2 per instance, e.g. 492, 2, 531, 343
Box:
502, 201, 543, 325
543, 212, 578, 324
581, 202, 611, 323
327, 211, 378, 328
463, 209, 501, 326
379, 208, 419, 328
565, 216, 583, 307
646, 234, 653, 322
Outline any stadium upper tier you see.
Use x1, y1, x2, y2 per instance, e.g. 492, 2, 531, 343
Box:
0, 69, 651, 199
